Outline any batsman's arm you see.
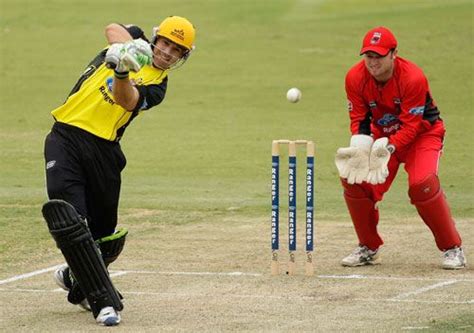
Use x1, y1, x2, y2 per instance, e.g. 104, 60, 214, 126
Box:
112, 75, 140, 111
106, 23, 149, 110
105, 23, 133, 44
105, 23, 149, 44
113, 79, 168, 112
105, 23, 133, 45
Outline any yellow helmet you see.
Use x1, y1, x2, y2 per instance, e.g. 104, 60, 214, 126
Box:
154, 16, 196, 51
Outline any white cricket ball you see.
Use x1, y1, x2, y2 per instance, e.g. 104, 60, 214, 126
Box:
286, 88, 302, 103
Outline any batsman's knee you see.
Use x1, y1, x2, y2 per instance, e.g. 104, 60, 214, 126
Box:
42, 199, 89, 244
408, 174, 441, 204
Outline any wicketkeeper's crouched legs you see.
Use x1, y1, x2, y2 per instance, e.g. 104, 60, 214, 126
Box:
42, 199, 123, 318
409, 174, 462, 251
342, 179, 383, 251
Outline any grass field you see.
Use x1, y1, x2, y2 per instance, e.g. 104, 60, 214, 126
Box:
1, 0, 473, 331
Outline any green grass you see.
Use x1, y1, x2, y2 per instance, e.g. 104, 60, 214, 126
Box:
425, 313, 474, 332
0, 0, 472, 271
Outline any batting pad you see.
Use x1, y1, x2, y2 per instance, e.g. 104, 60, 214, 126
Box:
42, 200, 123, 317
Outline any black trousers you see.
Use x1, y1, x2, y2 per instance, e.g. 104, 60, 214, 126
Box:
44, 122, 127, 239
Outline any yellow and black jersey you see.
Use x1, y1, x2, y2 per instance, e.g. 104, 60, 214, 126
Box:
51, 25, 168, 142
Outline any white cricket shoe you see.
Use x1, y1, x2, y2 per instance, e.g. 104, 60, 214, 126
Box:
96, 306, 121, 326
341, 245, 380, 267
53, 265, 70, 290
53, 265, 91, 311
442, 247, 467, 270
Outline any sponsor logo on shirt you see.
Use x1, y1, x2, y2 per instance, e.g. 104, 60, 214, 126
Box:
378, 113, 400, 134
383, 123, 400, 133
99, 86, 116, 105
377, 113, 398, 126
46, 160, 56, 169
106, 77, 114, 92
347, 100, 353, 112
409, 106, 424, 116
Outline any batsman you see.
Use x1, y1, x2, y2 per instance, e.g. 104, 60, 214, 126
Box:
42, 16, 196, 325
335, 27, 467, 269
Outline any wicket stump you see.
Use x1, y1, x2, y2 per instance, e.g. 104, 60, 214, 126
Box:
271, 139, 314, 276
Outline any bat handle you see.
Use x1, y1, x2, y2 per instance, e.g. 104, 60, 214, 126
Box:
105, 61, 117, 70
105, 53, 120, 70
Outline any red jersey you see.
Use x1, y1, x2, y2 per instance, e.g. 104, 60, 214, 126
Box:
345, 56, 440, 150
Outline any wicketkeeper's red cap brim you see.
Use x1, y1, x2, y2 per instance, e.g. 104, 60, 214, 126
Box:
359, 45, 392, 56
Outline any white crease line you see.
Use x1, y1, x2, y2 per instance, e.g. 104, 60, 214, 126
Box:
2, 265, 473, 285
123, 291, 324, 300
317, 274, 474, 282
390, 280, 459, 300
318, 274, 368, 279
401, 327, 430, 330
0, 266, 126, 287
0, 287, 472, 304
113, 270, 262, 277
357, 297, 473, 305
0, 288, 64, 293
0, 264, 64, 285
109, 271, 128, 278
115, 271, 474, 282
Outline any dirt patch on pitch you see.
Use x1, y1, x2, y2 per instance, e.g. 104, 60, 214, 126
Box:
1, 216, 473, 331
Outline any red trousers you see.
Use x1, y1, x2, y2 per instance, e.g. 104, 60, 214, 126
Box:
343, 121, 462, 251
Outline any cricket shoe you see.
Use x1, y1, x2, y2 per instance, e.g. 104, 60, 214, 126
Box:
442, 247, 467, 270
341, 245, 380, 267
53, 265, 91, 311
96, 306, 121, 326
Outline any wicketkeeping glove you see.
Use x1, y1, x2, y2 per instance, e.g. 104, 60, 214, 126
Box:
335, 134, 374, 184
366, 137, 393, 185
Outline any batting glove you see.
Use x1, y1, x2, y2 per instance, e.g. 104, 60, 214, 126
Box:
120, 39, 152, 72
335, 134, 373, 184
105, 43, 125, 70
366, 137, 394, 185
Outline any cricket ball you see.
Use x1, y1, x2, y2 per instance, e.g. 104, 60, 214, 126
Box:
286, 88, 302, 103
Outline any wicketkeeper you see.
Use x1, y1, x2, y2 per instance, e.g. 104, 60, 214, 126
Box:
335, 26, 466, 269
42, 16, 196, 326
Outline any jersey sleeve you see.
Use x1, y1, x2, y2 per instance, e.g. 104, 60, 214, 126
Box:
388, 73, 431, 150
345, 71, 372, 135
120, 24, 150, 42
133, 77, 168, 112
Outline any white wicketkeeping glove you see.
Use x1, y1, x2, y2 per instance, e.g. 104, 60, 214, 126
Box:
335, 134, 374, 184
366, 137, 392, 185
